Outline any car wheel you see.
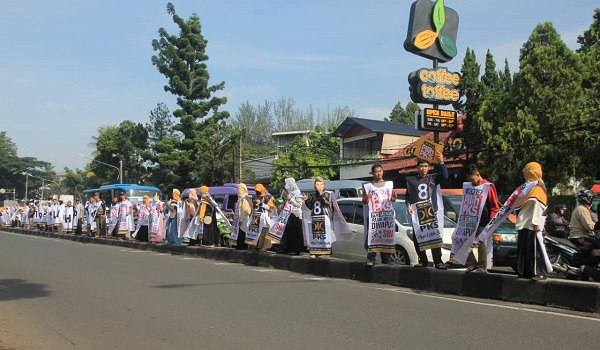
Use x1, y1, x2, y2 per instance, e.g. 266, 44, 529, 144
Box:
390, 245, 410, 265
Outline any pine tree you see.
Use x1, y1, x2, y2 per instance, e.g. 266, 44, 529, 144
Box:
152, 3, 234, 188
502, 22, 585, 189
385, 101, 419, 124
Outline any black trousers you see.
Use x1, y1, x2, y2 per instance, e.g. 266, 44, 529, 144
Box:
412, 236, 443, 266
516, 228, 548, 278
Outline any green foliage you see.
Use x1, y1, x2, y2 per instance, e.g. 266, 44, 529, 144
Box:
0, 131, 56, 201
270, 131, 339, 188
88, 121, 149, 185
146, 102, 177, 145
452, 48, 481, 117
385, 101, 420, 124
508, 22, 585, 190
152, 2, 232, 189
577, 9, 600, 181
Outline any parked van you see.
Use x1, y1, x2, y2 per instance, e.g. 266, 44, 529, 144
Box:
296, 179, 366, 199
181, 183, 256, 213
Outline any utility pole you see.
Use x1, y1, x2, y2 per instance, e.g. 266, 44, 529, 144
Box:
239, 130, 243, 183
119, 158, 123, 184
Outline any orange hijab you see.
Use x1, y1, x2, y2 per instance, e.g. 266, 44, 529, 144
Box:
517, 162, 547, 208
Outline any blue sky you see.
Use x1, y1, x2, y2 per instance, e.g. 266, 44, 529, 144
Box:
1, 0, 598, 171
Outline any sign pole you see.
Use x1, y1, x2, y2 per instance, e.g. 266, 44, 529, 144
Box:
432, 58, 439, 144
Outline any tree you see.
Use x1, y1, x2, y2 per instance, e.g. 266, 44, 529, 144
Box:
0, 131, 56, 201
385, 101, 420, 124
152, 2, 232, 188
577, 9, 600, 181
271, 129, 339, 188
273, 97, 313, 132
453, 48, 481, 117
498, 22, 585, 190
315, 105, 358, 131
480, 50, 501, 95
88, 121, 149, 185
231, 100, 276, 160
452, 48, 482, 164
146, 102, 176, 145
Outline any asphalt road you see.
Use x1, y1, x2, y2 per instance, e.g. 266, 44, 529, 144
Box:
1, 231, 598, 350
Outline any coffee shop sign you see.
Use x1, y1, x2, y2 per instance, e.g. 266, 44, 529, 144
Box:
408, 67, 460, 105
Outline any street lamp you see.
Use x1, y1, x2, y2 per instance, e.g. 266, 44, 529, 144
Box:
78, 153, 123, 184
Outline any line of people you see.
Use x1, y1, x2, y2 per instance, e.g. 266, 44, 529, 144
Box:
1, 197, 85, 233
5, 156, 597, 283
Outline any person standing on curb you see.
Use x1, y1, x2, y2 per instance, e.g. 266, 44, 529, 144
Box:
233, 183, 252, 250
304, 177, 334, 258
74, 198, 84, 235
116, 191, 133, 240
463, 165, 499, 274
515, 162, 551, 279
405, 151, 448, 270
279, 178, 305, 255
166, 189, 182, 245
362, 163, 397, 266
93, 192, 107, 238
245, 184, 273, 251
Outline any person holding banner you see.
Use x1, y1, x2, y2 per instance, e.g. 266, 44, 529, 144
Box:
405, 151, 448, 269
232, 183, 253, 250
514, 162, 550, 279
165, 189, 183, 245
362, 163, 397, 266
134, 195, 151, 242
279, 178, 305, 255
462, 165, 499, 273
247, 184, 274, 251
116, 191, 134, 239
304, 177, 335, 258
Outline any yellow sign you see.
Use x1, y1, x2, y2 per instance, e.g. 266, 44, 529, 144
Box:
413, 136, 444, 164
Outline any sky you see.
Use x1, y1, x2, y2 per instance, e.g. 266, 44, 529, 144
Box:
1, 0, 598, 172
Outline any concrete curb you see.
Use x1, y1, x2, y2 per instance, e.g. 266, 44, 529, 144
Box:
5, 228, 600, 313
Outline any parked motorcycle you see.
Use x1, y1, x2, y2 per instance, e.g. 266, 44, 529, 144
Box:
544, 234, 600, 281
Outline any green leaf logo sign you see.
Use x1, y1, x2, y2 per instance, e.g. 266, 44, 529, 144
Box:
413, 0, 457, 58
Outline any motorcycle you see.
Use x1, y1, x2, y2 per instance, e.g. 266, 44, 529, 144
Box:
544, 234, 600, 281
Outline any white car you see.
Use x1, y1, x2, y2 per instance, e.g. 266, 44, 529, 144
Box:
333, 198, 455, 265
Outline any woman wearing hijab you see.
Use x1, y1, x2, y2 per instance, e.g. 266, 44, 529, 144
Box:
166, 189, 182, 245
234, 183, 253, 250
281, 177, 306, 255
198, 186, 221, 247
515, 162, 550, 279
184, 189, 201, 246
252, 184, 275, 252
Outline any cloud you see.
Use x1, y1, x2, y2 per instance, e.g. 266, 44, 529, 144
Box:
209, 44, 352, 71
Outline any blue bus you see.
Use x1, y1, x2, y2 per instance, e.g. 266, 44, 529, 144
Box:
83, 184, 162, 205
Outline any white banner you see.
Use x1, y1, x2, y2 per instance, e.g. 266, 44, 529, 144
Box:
449, 182, 490, 265
363, 182, 396, 254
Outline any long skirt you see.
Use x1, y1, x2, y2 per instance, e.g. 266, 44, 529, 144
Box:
136, 225, 149, 242
282, 215, 305, 255
201, 219, 220, 247
167, 219, 182, 245
236, 229, 248, 250
516, 228, 549, 278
